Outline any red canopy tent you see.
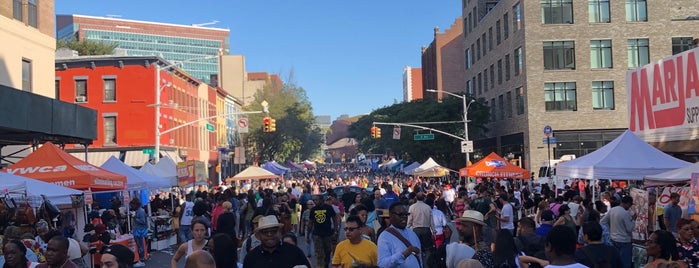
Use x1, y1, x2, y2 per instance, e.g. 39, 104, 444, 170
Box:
459, 152, 531, 179
5, 142, 126, 191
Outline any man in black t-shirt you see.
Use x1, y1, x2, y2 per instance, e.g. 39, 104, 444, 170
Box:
306, 196, 339, 268
574, 221, 622, 268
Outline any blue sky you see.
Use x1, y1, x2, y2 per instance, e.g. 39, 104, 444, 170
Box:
56, 1, 462, 120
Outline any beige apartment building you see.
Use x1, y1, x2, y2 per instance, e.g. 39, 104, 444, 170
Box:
461, 0, 699, 173
0, 0, 56, 97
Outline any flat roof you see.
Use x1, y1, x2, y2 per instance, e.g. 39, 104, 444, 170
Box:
58, 14, 230, 32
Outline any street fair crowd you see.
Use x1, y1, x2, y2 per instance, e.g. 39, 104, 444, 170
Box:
2, 169, 699, 268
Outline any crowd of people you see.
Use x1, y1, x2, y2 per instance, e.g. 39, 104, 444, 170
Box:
3, 164, 699, 268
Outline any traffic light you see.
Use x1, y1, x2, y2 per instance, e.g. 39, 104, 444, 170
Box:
370, 126, 377, 138
269, 118, 276, 132
376, 127, 381, 138
263, 117, 270, 132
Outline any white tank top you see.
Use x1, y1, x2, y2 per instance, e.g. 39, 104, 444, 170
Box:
186, 240, 207, 257
180, 201, 194, 225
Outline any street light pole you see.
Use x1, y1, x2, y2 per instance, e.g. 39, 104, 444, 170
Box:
426, 89, 475, 166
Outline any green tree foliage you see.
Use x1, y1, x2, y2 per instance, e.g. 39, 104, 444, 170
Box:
349, 96, 490, 169
56, 39, 118, 56
244, 77, 323, 163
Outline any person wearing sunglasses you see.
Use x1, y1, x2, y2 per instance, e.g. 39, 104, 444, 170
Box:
99, 244, 134, 268
377, 202, 422, 268
242, 216, 310, 268
331, 215, 378, 268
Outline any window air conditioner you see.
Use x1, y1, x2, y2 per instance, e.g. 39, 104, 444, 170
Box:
76, 96, 87, 102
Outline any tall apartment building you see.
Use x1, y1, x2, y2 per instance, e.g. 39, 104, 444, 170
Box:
462, 0, 699, 171
0, 0, 96, 166
421, 18, 466, 101
402, 66, 423, 101
219, 55, 283, 105
56, 14, 229, 84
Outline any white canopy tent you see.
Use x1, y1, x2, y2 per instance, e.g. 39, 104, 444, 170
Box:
139, 156, 178, 186
555, 130, 690, 180
411, 157, 449, 177
644, 161, 699, 187
0, 171, 83, 207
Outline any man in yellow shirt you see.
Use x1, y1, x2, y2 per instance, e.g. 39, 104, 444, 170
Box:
332, 215, 378, 268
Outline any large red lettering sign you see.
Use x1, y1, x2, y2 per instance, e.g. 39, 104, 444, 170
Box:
627, 47, 699, 142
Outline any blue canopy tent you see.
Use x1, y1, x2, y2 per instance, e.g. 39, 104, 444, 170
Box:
261, 161, 290, 175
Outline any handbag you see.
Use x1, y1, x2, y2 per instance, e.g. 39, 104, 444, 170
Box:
385, 227, 422, 268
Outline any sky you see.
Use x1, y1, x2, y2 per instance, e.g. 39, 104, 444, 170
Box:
55, 0, 462, 120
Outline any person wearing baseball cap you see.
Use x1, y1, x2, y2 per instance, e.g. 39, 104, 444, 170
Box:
449, 210, 494, 268
243, 216, 311, 267
100, 244, 135, 268
536, 210, 556, 238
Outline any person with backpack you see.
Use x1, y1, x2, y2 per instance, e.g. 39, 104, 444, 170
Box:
574, 221, 622, 268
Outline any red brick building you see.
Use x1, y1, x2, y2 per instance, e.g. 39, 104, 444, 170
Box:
403, 66, 423, 101
55, 55, 217, 167
421, 17, 466, 100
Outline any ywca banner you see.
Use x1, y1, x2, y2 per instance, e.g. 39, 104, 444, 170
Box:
627, 46, 699, 142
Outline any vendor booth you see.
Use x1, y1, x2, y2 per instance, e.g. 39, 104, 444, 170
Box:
261, 161, 290, 175
5, 142, 127, 191
644, 162, 699, 187
459, 152, 531, 179
226, 166, 279, 181
411, 157, 449, 177
102, 156, 171, 190
555, 130, 690, 180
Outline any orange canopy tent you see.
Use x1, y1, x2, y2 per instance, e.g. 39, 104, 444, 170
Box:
459, 152, 531, 179
5, 142, 126, 191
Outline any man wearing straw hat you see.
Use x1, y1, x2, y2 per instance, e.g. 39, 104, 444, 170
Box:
243, 215, 311, 267
448, 210, 493, 268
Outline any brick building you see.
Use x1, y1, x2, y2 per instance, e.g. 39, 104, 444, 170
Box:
421, 17, 466, 101
461, 0, 699, 172
402, 66, 423, 101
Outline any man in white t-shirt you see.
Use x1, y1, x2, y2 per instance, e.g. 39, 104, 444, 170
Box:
497, 193, 515, 235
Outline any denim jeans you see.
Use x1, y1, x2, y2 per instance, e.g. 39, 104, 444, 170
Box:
179, 225, 192, 242
612, 240, 632, 268
134, 236, 145, 260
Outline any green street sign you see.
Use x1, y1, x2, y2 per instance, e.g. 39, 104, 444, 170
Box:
142, 148, 154, 155
206, 123, 215, 132
413, 134, 435, 141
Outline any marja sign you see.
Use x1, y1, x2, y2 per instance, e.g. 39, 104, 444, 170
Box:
627, 47, 699, 142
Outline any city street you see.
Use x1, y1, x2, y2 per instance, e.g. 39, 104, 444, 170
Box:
136, 221, 460, 267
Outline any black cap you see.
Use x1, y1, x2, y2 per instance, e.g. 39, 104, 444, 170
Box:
100, 244, 134, 265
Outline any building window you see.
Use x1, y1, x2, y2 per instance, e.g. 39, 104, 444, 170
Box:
503, 14, 509, 39
104, 78, 116, 101
478, 73, 482, 95
473, 76, 477, 95
482, 33, 487, 56
471, 44, 476, 65
467, 80, 473, 95
590, 40, 613, 69
103, 116, 117, 144
514, 47, 523, 76
477, 39, 481, 60
544, 82, 577, 111
491, 98, 497, 122
75, 79, 87, 102
55, 79, 60, 99
490, 65, 495, 89
466, 48, 472, 70
626, 0, 647, 22
496, 21, 502, 45
468, 13, 473, 33
473, 7, 478, 27
541, 0, 574, 24
28, 0, 37, 28
489, 28, 494, 51
589, 0, 610, 23
506, 91, 513, 118
484, 70, 488, 92
516, 87, 525, 115
544, 41, 576, 70
628, 38, 650, 68
463, 17, 468, 37
498, 95, 504, 120
505, 54, 511, 81
497, 59, 503, 85
21, 59, 31, 92
592, 81, 615, 110
513, 2, 521, 31
672, 37, 694, 55
13, 0, 22, 20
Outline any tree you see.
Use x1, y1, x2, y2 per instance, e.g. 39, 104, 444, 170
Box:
56, 39, 118, 56
244, 76, 323, 164
348, 95, 490, 169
